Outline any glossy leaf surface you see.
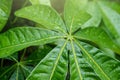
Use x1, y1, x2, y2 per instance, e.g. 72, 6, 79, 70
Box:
15, 5, 66, 33
99, 2, 120, 42
100, 0, 120, 14
82, 2, 101, 28
0, 0, 13, 31
74, 27, 120, 54
0, 0, 120, 80
64, 0, 91, 33
70, 41, 100, 80
0, 27, 63, 58
75, 41, 120, 80
27, 41, 68, 80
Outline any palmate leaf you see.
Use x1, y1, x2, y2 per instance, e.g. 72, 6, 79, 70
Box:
27, 41, 68, 80
0, 0, 13, 31
75, 40, 120, 80
0, 56, 34, 80
8, 66, 32, 80
0, 27, 63, 58
74, 27, 120, 54
15, 5, 66, 33
1, 0, 120, 80
26, 40, 120, 80
98, 2, 120, 45
64, 0, 91, 33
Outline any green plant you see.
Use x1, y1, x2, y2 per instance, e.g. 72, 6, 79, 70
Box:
0, 0, 120, 80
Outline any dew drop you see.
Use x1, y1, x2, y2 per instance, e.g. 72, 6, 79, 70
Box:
21, 39, 25, 43
78, 23, 82, 26
0, 9, 7, 17
11, 42, 14, 45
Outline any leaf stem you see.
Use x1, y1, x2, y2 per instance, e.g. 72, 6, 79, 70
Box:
20, 48, 27, 61
10, 56, 18, 63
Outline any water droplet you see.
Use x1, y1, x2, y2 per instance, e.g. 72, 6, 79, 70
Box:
55, 27, 60, 30
0, 9, 7, 17
20, 39, 25, 43
11, 42, 14, 45
78, 23, 82, 26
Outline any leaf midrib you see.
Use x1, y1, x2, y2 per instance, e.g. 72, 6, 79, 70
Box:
0, 36, 64, 51
74, 39, 110, 80
70, 40, 83, 80
49, 39, 68, 80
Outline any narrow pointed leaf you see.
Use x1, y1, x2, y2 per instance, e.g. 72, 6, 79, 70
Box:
27, 41, 68, 80
100, 0, 120, 14
70, 42, 100, 80
74, 27, 120, 54
70, 40, 83, 80
9, 67, 24, 80
0, 0, 13, 31
15, 5, 66, 33
98, 2, 120, 44
75, 41, 120, 80
0, 27, 63, 58
64, 0, 91, 33
82, 2, 101, 28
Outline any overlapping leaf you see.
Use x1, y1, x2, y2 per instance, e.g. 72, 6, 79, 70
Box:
27, 41, 68, 80
15, 5, 66, 33
0, 0, 13, 31
0, 56, 34, 80
98, 2, 120, 46
64, 0, 91, 33
0, 27, 63, 58
74, 27, 120, 54
101, 0, 120, 14
82, 1, 101, 28
70, 41, 100, 80
0, 0, 120, 80
75, 41, 120, 80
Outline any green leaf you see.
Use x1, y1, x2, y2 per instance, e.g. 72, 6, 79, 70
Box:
29, 0, 51, 6
0, 65, 15, 80
82, 2, 101, 28
27, 41, 68, 80
0, 56, 33, 80
74, 27, 120, 54
27, 45, 52, 65
75, 41, 120, 80
15, 5, 66, 33
0, 0, 13, 31
100, 0, 120, 14
64, 0, 91, 33
70, 42, 100, 80
9, 67, 24, 80
0, 27, 63, 58
98, 2, 120, 45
